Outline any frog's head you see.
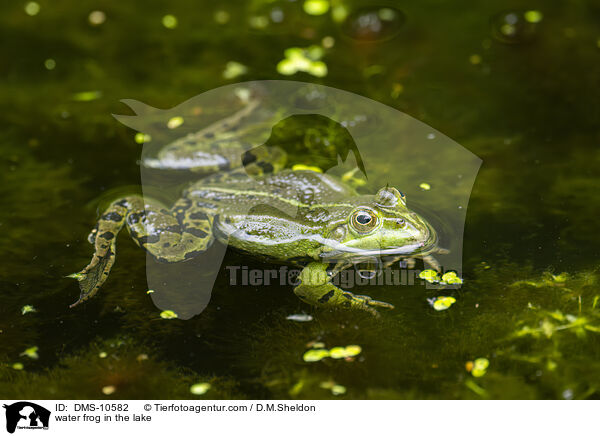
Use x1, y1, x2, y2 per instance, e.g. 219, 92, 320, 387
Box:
322, 187, 437, 260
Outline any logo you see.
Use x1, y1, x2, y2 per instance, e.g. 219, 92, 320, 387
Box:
3, 402, 50, 434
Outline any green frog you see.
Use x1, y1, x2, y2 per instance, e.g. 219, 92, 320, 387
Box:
69, 98, 439, 315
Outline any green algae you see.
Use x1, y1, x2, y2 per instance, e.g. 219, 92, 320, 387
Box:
0, 338, 243, 400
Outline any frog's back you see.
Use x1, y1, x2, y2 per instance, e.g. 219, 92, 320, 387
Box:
181, 170, 358, 259
185, 169, 357, 211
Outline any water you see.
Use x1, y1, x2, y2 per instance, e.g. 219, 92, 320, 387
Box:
1, 0, 599, 399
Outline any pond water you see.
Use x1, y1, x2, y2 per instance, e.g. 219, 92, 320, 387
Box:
1, 0, 599, 399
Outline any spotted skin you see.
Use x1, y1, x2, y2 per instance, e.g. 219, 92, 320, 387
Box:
294, 262, 394, 316
69, 196, 214, 307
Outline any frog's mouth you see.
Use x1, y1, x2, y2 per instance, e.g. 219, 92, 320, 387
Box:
318, 242, 433, 260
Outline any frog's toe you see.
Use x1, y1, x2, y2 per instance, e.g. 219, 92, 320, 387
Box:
342, 292, 394, 316
354, 294, 395, 310
68, 250, 116, 308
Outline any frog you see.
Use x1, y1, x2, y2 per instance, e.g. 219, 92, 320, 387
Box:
69, 97, 440, 316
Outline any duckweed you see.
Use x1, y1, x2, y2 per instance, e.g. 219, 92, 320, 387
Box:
21, 305, 36, 315
159, 310, 178, 319
190, 382, 211, 395
441, 271, 463, 285
419, 269, 440, 283
135, 133, 152, 144
20, 346, 39, 360
72, 91, 102, 102
223, 61, 248, 80
524, 10, 543, 24
471, 358, 490, 377
167, 117, 184, 129
24, 2, 40, 16
277, 46, 328, 77
302, 349, 330, 362
431, 296, 456, 311
162, 15, 178, 29
303, 0, 329, 16
102, 385, 116, 395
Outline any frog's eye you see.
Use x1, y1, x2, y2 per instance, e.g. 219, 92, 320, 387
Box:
350, 208, 379, 234
375, 187, 406, 208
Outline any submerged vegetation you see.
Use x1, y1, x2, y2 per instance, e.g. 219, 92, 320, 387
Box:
1, 0, 599, 399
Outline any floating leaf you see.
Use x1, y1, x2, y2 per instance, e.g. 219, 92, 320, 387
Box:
441, 271, 463, 285
72, 91, 102, 102
214, 10, 230, 24
344, 345, 362, 357
223, 61, 248, 79
21, 305, 36, 315
277, 46, 328, 77
134, 133, 152, 144
190, 382, 211, 395
524, 10, 543, 23
322, 345, 362, 359
419, 182, 431, 191
471, 358, 489, 377
432, 296, 456, 311
160, 310, 178, 319
24, 2, 40, 16
307, 61, 327, 77
329, 347, 347, 359
419, 269, 440, 283
162, 14, 178, 29
331, 384, 347, 395
303, 0, 330, 16
469, 54, 482, 65
88, 10, 106, 26
167, 116, 184, 129
20, 346, 39, 359
248, 16, 269, 29
319, 380, 347, 395
303, 349, 330, 362
102, 385, 116, 395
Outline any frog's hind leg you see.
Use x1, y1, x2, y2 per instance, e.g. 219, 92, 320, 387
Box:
69, 196, 214, 307
294, 262, 394, 316
127, 197, 215, 263
68, 197, 135, 307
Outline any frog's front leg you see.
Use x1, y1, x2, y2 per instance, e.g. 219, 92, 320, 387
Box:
69, 195, 214, 307
293, 262, 394, 316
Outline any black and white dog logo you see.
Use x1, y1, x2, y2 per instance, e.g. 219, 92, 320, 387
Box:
3, 402, 50, 434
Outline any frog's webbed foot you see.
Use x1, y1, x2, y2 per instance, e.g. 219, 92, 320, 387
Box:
67, 243, 116, 307
347, 293, 395, 315
293, 262, 394, 316
68, 198, 132, 307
